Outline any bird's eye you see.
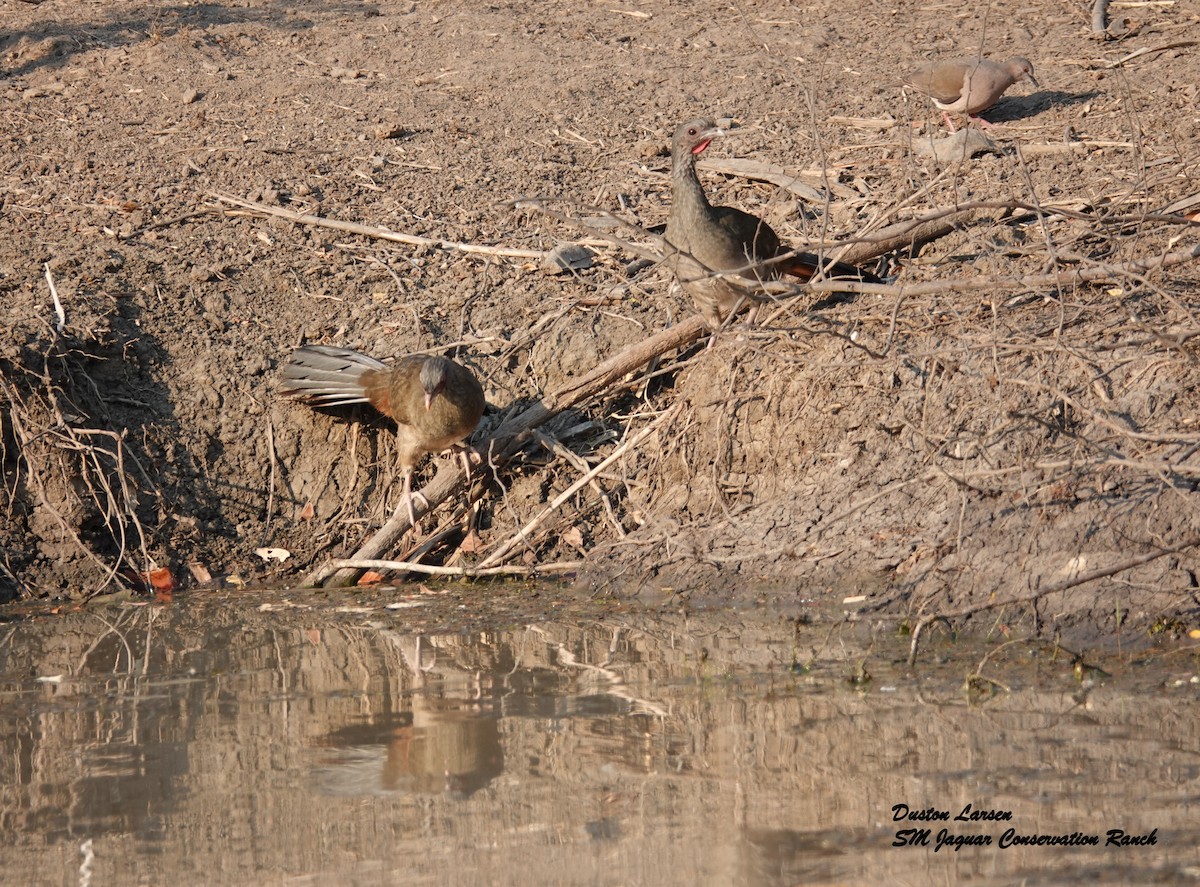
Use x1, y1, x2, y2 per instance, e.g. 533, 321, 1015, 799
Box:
687, 127, 698, 136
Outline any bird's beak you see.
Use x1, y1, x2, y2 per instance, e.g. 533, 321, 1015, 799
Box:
424, 392, 434, 410
693, 127, 723, 155
1027, 74, 1040, 89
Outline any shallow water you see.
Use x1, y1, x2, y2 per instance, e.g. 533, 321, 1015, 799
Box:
0, 587, 1196, 886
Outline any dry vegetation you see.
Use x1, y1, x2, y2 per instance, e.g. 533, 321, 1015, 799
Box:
2, 0, 1199, 638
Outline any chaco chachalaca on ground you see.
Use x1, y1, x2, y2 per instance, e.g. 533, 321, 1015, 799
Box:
279, 344, 485, 527
664, 117, 880, 330
901, 56, 1037, 131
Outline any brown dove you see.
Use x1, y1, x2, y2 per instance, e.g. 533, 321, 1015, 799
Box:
902, 56, 1038, 131
279, 344, 485, 528
664, 118, 880, 331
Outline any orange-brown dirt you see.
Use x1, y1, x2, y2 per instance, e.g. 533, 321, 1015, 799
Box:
3, 0, 1199, 637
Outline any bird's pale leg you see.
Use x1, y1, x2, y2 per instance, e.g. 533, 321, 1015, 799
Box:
455, 446, 473, 484
394, 467, 429, 533
942, 111, 958, 133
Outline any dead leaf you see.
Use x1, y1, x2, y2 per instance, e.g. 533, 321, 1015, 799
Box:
562, 526, 586, 552
459, 529, 485, 553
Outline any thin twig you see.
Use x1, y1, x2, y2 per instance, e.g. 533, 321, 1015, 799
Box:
306, 557, 584, 582
44, 264, 65, 334
303, 316, 709, 587
211, 192, 546, 259
535, 429, 627, 538
798, 240, 1200, 299
907, 540, 1199, 665
476, 407, 676, 569
262, 418, 277, 543
1107, 41, 1197, 67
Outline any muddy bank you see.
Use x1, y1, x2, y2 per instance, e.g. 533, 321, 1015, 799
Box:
2, 0, 1199, 637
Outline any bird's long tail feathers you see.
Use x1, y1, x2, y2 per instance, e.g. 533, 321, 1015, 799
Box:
779, 253, 883, 285
278, 344, 387, 406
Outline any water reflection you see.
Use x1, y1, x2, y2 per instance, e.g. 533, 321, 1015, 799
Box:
0, 594, 1195, 885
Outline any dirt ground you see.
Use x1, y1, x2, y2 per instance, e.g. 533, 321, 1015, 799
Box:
2, 0, 1199, 636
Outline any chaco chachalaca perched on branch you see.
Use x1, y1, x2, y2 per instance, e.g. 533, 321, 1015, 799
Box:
280, 345, 485, 528
664, 117, 880, 330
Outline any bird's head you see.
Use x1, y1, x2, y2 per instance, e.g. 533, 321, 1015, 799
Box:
672, 118, 723, 160
419, 357, 451, 410
1008, 57, 1038, 89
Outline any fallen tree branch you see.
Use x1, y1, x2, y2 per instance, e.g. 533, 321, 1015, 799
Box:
798, 239, 1200, 298
1106, 41, 1197, 67
831, 207, 985, 267
303, 315, 709, 587
522, 195, 1200, 294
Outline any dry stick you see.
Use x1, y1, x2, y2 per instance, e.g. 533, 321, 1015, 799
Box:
1107, 41, 1197, 68
1092, 0, 1110, 34
139, 185, 1200, 307
534, 430, 626, 538
303, 315, 709, 587
1161, 191, 1200, 216
308, 558, 584, 582
850, 196, 1200, 265
262, 418, 277, 542
524, 195, 1198, 301
211, 193, 546, 260
696, 157, 835, 204
831, 207, 985, 268
475, 407, 676, 570
905, 539, 1199, 666
822, 166, 954, 271
511, 197, 667, 262
44, 263, 65, 333
797, 240, 1200, 299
